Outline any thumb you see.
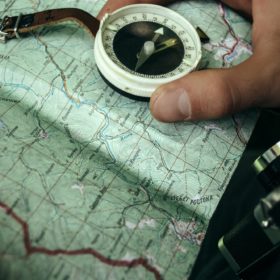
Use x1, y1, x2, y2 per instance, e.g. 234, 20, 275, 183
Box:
150, 56, 268, 122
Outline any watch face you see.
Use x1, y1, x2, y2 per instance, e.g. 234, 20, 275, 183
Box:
112, 21, 185, 77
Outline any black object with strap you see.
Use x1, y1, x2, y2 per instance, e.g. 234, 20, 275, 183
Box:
189, 109, 280, 280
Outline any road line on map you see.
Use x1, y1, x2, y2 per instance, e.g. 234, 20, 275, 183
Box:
0, 201, 162, 280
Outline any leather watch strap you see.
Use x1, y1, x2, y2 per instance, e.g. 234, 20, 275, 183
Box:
0, 8, 100, 43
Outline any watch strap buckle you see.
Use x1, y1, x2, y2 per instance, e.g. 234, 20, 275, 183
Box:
0, 17, 9, 43
0, 13, 23, 43
0, 30, 8, 43
14, 13, 23, 39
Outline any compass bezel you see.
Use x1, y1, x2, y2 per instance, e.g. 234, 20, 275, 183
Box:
94, 4, 202, 99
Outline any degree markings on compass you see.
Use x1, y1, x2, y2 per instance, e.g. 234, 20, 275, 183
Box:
183, 59, 192, 67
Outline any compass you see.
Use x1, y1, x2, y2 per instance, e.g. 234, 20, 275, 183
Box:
94, 4, 202, 100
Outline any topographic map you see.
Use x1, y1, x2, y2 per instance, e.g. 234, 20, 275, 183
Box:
0, 0, 257, 279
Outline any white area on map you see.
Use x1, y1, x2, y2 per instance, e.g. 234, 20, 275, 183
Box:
125, 218, 157, 230
71, 182, 85, 195
170, 218, 205, 245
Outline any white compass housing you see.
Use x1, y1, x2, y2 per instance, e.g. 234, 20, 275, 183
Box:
94, 4, 202, 99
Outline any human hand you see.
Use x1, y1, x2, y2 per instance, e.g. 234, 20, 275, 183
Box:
98, 0, 280, 122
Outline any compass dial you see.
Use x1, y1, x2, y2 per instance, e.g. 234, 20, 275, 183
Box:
94, 4, 202, 99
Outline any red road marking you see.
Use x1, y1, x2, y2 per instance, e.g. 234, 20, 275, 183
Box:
219, 3, 240, 65
0, 201, 162, 280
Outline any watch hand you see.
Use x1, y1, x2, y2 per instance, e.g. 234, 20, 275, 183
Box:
135, 27, 164, 71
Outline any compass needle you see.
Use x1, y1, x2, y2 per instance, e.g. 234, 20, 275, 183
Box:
154, 38, 178, 54
135, 27, 164, 71
135, 41, 155, 71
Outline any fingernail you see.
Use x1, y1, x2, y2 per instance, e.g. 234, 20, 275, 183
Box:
152, 87, 192, 121
177, 89, 192, 120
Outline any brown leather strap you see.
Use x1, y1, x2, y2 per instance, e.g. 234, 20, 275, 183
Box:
0, 8, 100, 42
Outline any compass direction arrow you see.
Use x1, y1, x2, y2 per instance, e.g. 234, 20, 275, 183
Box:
135, 28, 165, 71
152, 27, 164, 43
